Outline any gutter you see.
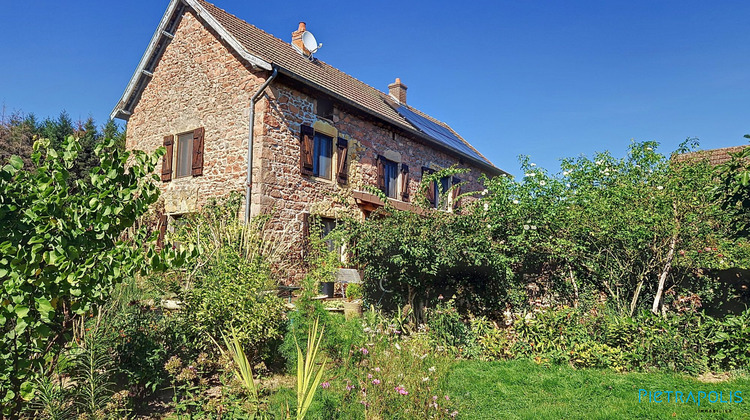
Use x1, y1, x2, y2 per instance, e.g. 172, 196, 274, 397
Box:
245, 67, 278, 222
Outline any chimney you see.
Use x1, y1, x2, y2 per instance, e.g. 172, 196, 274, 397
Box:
292, 22, 310, 55
388, 78, 408, 104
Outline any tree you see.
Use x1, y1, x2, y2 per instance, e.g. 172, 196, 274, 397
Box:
0, 135, 165, 415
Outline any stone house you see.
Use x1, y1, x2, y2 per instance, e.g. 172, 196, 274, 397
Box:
111, 0, 505, 276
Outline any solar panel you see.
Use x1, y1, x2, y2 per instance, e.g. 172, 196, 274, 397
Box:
394, 105, 486, 163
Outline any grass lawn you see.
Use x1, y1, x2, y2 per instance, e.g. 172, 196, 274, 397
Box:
443, 360, 750, 420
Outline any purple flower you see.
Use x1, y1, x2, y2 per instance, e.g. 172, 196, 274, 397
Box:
372, 379, 380, 385
451, 410, 458, 417
367, 373, 373, 379
320, 382, 330, 389
395, 386, 408, 395
360, 347, 369, 355
374, 367, 381, 372
445, 395, 450, 401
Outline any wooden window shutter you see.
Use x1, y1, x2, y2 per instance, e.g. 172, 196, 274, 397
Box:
157, 213, 168, 249
192, 127, 205, 176
161, 135, 174, 182
422, 167, 436, 206
300, 125, 314, 176
376, 155, 386, 192
400, 164, 410, 201
336, 138, 348, 184
452, 177, 462, 208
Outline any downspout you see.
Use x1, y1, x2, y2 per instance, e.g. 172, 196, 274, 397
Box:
245, 66, 278, 222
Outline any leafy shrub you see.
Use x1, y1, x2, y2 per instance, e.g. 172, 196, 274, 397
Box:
0, 136, 170, 415
426, 298, 474, 352
705, 308, 750, 371
345, 283, 362, 301
172, 195, 287, 358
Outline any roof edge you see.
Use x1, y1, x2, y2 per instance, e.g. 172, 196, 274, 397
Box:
110, 0, 272, 121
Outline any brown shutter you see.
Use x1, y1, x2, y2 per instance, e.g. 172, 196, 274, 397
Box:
400, 164, 410, 201
376, 155, 386, 192
452, 177, 462, 208
192, 127, 204, 176
161, 135, 173, 182
300, 125, 314, 176
157, 213, 168, 249
336, 137, 348, 184
422, 167, 436, 206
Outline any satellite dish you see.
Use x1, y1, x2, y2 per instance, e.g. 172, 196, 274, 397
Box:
301, 31, 322, 55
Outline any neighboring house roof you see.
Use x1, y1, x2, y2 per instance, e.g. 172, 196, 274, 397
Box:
676, 145, 749, 166
112, 0, 505, 175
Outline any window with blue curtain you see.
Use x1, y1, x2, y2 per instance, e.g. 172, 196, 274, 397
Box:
313, 132, 333, 179
384, 159, 399, 198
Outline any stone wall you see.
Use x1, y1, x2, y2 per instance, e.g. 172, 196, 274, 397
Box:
125, 10, 266, 215
255, 83, 490, 280
126, 9, 494, 283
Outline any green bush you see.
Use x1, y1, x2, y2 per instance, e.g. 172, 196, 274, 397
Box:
173, 196, 287, 358
0, 136, 174, 415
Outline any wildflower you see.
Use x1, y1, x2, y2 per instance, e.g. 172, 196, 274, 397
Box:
372, 379, 381, 385
531, 225, 537, 230
657, 186, 664, 190
422, 377, 430, 382
646, 146, 653, 151
530, 163, 536, 167
429, 366, 436, 373
523, 225, 530, 230
539, 180, 546, 186
164, 356, 182, 376
374, 367, 381, 372
438, 294, 444, 300
433, 395, 438, 401
566, 183, 571, 188
512, 199, 519, 204
487, 224, 491, 229
395, 386, 409, 395
321, 382, 330, 389
445, 395, 450, 401
451, 410, 459, 417
595, 160, 602, 165
368, 373, 373, 379
483, 203, 489, 211
481, 189, 488, 195
395, 343, 401, 350
360, 347, 369, 355
525, 172, 536, 177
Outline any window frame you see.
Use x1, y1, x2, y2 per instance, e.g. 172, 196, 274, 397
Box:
312, 132, 334, 180
174, 131, 194, 179
383, 158, 399, 199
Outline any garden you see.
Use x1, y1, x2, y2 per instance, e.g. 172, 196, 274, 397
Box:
2, 125, 750, 418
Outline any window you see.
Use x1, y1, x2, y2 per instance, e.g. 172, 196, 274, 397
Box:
175, 132, 193, 178
377, 156, 400, 199
313, 132, 333, 179
320, 217, 338, 252
161, 127, 204, 182
384, 159, 398, 198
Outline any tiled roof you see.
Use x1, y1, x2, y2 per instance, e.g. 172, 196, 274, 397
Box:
675, 145, 749, 166
196, 0, 500, 172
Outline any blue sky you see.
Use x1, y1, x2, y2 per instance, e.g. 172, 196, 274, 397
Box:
1, 0, 748, 176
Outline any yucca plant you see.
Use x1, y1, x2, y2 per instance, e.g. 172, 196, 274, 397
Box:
294, 317, 327, 420
220, 326, 259, 403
